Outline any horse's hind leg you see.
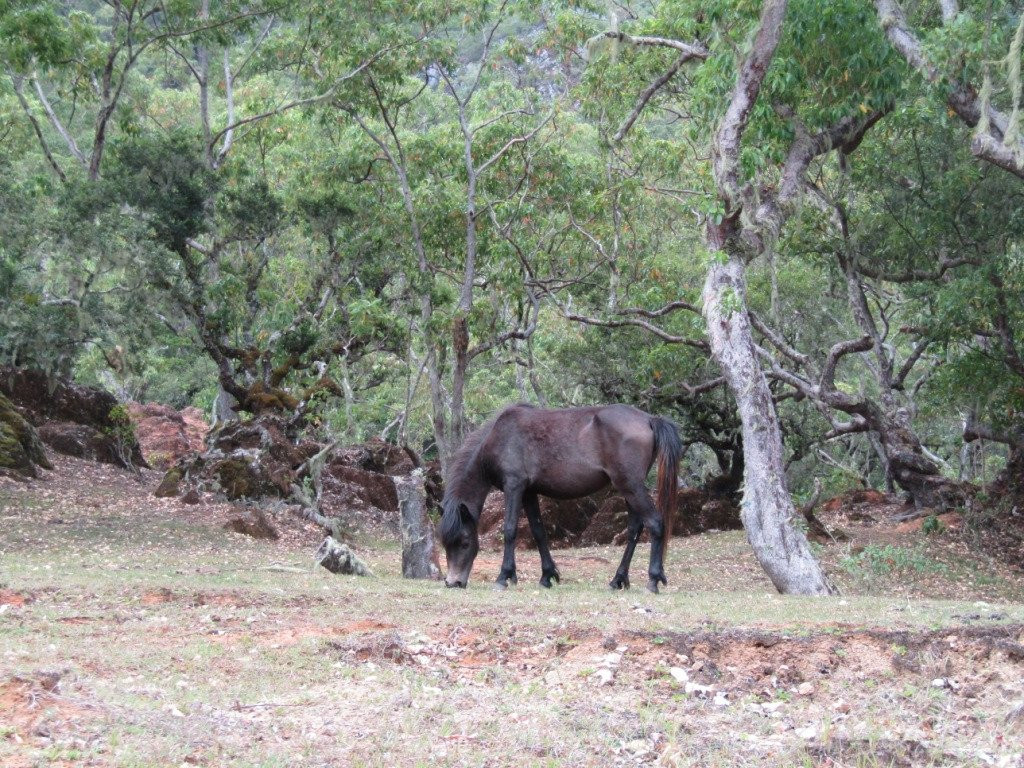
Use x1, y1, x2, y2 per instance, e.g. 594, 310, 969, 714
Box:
496, 482, 524, 589
523, 493, 560, 588
611, 484, 668, 594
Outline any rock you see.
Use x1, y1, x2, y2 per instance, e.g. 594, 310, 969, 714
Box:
0, 393, 52, 478
154, 467, 184, 498
591, 668, 614, 686
223, 509, 279, 540
798, 681, 815, 696
315, 536, 373, 576
36, 421, 137, 467
181, 489, 202, 505
0, 367, 144, 469
324, 464, 399, 512
126, 402, 207, 469
684, 682, 714, 696
178, 414, 312, 501
669, 667, 689, 684
795, 725, 818, 740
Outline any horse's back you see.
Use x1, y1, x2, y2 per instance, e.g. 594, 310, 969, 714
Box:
483, 404, 654, 498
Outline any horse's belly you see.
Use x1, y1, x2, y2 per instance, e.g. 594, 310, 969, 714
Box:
530, 467, 609, 499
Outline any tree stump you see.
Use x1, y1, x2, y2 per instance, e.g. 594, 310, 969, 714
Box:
315, 536, 372, 576
394, 470, 442, 580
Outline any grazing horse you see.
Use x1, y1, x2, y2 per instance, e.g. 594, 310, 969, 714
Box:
440, 403, 682, 594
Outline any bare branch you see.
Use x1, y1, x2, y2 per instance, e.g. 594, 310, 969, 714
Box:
875, 0, 1024, 177
613, 49, 705, 143
893, 339, 930, 389
618, 300, 701, 318
9, 73, 66, 182
563, 307, 709, 350
750, 311, 812, 367
821, 335, 873, 392
30, 75, 87, 167
475, 111, 553, 176
823, 417, 871, 440
601, 31, 709, 57
854, 255, 981, 283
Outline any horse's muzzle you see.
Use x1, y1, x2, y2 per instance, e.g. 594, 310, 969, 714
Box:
445, 579, 467, 589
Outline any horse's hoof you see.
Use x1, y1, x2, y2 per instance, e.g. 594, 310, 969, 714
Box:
493, 581, 508, 591
609, 575, 630, 591
540, 568, 560, 588
646, 579, 660, 594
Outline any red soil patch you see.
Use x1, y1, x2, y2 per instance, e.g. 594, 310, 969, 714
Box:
0, 589, 30, 607
894, 511, 963, 534
140, 588, 176, 605
0, 672, 95, 742
338, 620, 397, 633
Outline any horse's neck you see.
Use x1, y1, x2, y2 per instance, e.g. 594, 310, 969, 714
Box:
451, 464, 490, 512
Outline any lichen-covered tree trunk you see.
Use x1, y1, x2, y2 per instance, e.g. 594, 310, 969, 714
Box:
702, 255, 835, 595
394, 470, 442, 580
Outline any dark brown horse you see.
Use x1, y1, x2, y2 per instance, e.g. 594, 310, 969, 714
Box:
440, 403, 682, 593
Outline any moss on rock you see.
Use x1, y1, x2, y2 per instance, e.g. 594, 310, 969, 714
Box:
0, 394, 51, 477
154, 467, 184, 498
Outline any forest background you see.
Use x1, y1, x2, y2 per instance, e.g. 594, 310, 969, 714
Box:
2, 0, 1024, 592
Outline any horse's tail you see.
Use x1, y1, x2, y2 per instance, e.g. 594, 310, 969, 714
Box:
650, 416, 683, 544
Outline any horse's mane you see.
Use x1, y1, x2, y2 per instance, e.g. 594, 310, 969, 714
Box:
440, 404, 533, 545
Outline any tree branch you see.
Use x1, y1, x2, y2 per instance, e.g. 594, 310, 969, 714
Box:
613, 48, 708, 143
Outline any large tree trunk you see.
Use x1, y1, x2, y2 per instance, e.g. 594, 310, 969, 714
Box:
702, 253, 836, 595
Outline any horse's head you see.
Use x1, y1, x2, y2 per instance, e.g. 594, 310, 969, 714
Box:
440, 496, 480, 588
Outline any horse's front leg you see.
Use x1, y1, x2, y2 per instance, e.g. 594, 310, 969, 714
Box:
610, 514, 642, 590
496, 482, 524, 589
523, 492, 560, 588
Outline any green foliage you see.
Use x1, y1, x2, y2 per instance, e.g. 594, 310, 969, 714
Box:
922, 514, 945, 535
841, 544, 948, 576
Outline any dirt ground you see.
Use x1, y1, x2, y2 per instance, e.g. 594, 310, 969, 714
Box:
2, 456, 1024, 767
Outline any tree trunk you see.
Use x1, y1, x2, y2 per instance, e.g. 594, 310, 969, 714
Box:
450, 313, 470, 448
702, 252, 836, 595
394, 470, 442, 580
879, 416, 966, 509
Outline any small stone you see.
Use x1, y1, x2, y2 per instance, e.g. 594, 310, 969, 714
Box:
669, 667, 689, 684
684, 681, 713, 696
834, 699, 851, 714
797, 682, 815, 696
592, 668, 614, 686
795, 725, 818, 740
625, 740, 650, 756
713, 691, 730, 707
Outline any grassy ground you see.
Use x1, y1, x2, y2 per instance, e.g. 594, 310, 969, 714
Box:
2, 457, 1024, 767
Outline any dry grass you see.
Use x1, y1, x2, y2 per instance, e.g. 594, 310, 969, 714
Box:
2, 456, 1023, 767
